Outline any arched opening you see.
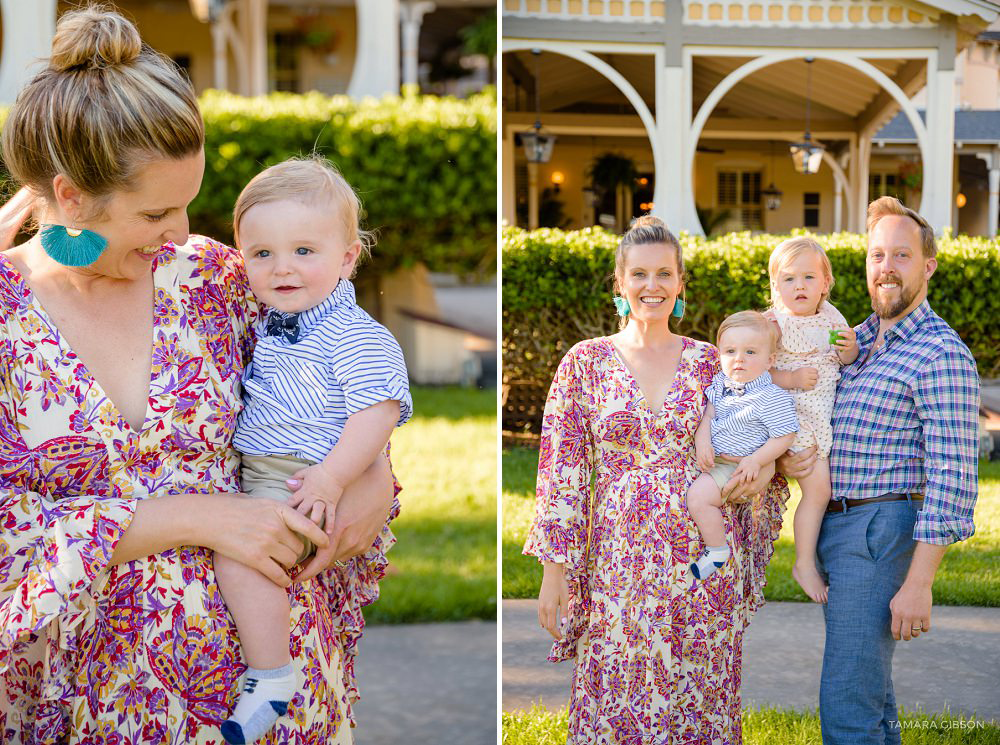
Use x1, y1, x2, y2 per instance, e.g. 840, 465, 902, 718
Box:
502, 42, 660, 231
687, 52, 930, 234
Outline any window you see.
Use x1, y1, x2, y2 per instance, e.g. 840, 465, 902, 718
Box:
804, 192, 820, 228
270, 31, 301, 92
870, 172, 904, 200
717, 170, 762, 230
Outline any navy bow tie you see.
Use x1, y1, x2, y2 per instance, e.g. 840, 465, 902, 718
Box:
723, 379, 746, 397
265, 312, 300, 343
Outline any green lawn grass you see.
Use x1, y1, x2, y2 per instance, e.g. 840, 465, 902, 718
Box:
366, 386, 496, 623
502, 447, 1000, 607
502, 706, 1000, 744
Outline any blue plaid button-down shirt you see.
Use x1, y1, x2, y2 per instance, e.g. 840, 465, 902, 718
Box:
830, 300, 980, 545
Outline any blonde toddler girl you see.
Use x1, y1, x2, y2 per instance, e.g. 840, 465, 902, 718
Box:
766, 237, 859, 603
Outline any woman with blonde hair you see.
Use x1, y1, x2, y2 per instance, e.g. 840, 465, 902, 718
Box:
0, 7, 395, 742
525, 215, 790, 743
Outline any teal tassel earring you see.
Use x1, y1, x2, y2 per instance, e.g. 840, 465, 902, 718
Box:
672, 297, 685, 319
40, 225, 107, 267
613, 296, 631, 317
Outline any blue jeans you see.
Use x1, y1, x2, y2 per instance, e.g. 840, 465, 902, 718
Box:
816, 499, 918, 745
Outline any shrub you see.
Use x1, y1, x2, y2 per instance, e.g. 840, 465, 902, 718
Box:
0, 88, 497, 278
502, 226, 1000, 433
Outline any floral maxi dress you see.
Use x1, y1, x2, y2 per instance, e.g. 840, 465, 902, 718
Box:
0, 237, 397, 744
524, 337, 789, 744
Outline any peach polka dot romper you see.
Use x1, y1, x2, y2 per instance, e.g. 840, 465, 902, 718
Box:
772, 300, 847, 457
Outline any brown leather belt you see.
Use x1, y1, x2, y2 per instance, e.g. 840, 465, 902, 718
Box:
826, 493, 923, 513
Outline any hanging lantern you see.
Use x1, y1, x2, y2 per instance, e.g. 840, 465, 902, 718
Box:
521, 50, 556, 164
789, 58, 825, 175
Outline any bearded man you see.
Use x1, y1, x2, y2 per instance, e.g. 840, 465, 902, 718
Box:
779, 196, 980, 745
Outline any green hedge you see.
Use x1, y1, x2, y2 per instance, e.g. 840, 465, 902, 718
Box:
1, 88, 497, 277
502, 226, 1000, 433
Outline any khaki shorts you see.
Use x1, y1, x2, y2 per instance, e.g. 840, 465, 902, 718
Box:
707, 460, 739, 492
241, 453, 324, 564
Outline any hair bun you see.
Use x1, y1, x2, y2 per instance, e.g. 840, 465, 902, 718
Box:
49, 8, 142, 72
628, 214, 667, 232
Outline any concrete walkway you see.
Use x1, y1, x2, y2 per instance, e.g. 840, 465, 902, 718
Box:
503, 599, 1000, 722
353, 620, 497, 745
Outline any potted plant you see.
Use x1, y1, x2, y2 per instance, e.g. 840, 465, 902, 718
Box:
587, 153, 639, 231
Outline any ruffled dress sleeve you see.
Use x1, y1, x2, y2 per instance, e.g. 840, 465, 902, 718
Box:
523, 344, 596, 661
0, 295, 136, 678
0, 491, 135, 673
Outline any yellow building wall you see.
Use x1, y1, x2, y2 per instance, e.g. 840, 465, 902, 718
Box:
693, 148, 838, 234
524, 140, 655, 228
959, 43, 1000, 109
267, 8, 358, 95
78, 2, 216, 92
93, 1, 359, 95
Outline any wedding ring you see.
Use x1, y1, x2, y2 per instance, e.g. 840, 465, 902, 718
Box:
911, 625, 923, 631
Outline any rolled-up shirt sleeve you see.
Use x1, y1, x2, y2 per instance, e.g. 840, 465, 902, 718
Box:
330, 323, 413, 427
911, 344, 980, 544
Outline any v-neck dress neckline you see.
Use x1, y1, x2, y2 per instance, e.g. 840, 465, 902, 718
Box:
605, 335, 691, 417
0, 248, 183, 496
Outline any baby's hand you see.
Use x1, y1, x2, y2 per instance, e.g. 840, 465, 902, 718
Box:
287, 463, 344, 536
831, 325, 858, 360
732, 457, 761, 485
696, 441, 715, 472
793, 367, 819, 391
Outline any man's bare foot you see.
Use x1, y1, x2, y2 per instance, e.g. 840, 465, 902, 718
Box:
793, 562, 828, 603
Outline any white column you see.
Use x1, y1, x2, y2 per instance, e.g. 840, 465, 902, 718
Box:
349, 0, 400, 98
246, 0, 268, 95
924, 62, 956, 233
527, 162, 539, 229
503, 128, 516, 226
211, 17, 228, 91
855, 134, 872, 233
989, 150, 1000, 238
847, 139, 860, 232
400, 1, 435, 88
657, 60, 685, 232
678, 51, 702, 235
0, 0, 56, 105
834, 177, 843, 232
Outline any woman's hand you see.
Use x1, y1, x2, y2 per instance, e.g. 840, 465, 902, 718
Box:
0, 188, 36, 251
538, 561, 570, 641
293, 454, 395, 582
720, 457, 775, 503
776, 445, 818, 479
198, 493, 329, 588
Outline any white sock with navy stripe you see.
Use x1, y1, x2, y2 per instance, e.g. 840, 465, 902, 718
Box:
220, 664, 296, 744
691, 544, 731, 580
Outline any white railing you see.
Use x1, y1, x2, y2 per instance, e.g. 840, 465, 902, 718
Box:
502, 0, 664, 22
682, 0, 937, 28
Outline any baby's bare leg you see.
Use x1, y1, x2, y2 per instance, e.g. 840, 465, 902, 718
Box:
215, 546, 296, 743
687, 473, 732, 580
687, 473, 725, 546
793, 456, 832, 603
214, 553, 291, 668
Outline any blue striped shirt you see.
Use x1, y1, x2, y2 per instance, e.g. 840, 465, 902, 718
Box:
234, 279, 412, 462
830, 301, 979, 545
706, 371, 798, 457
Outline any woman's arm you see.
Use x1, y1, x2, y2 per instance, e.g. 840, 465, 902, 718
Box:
110, 492, 330, 588
0, 187, 35, 251
538, 560, 570, 640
